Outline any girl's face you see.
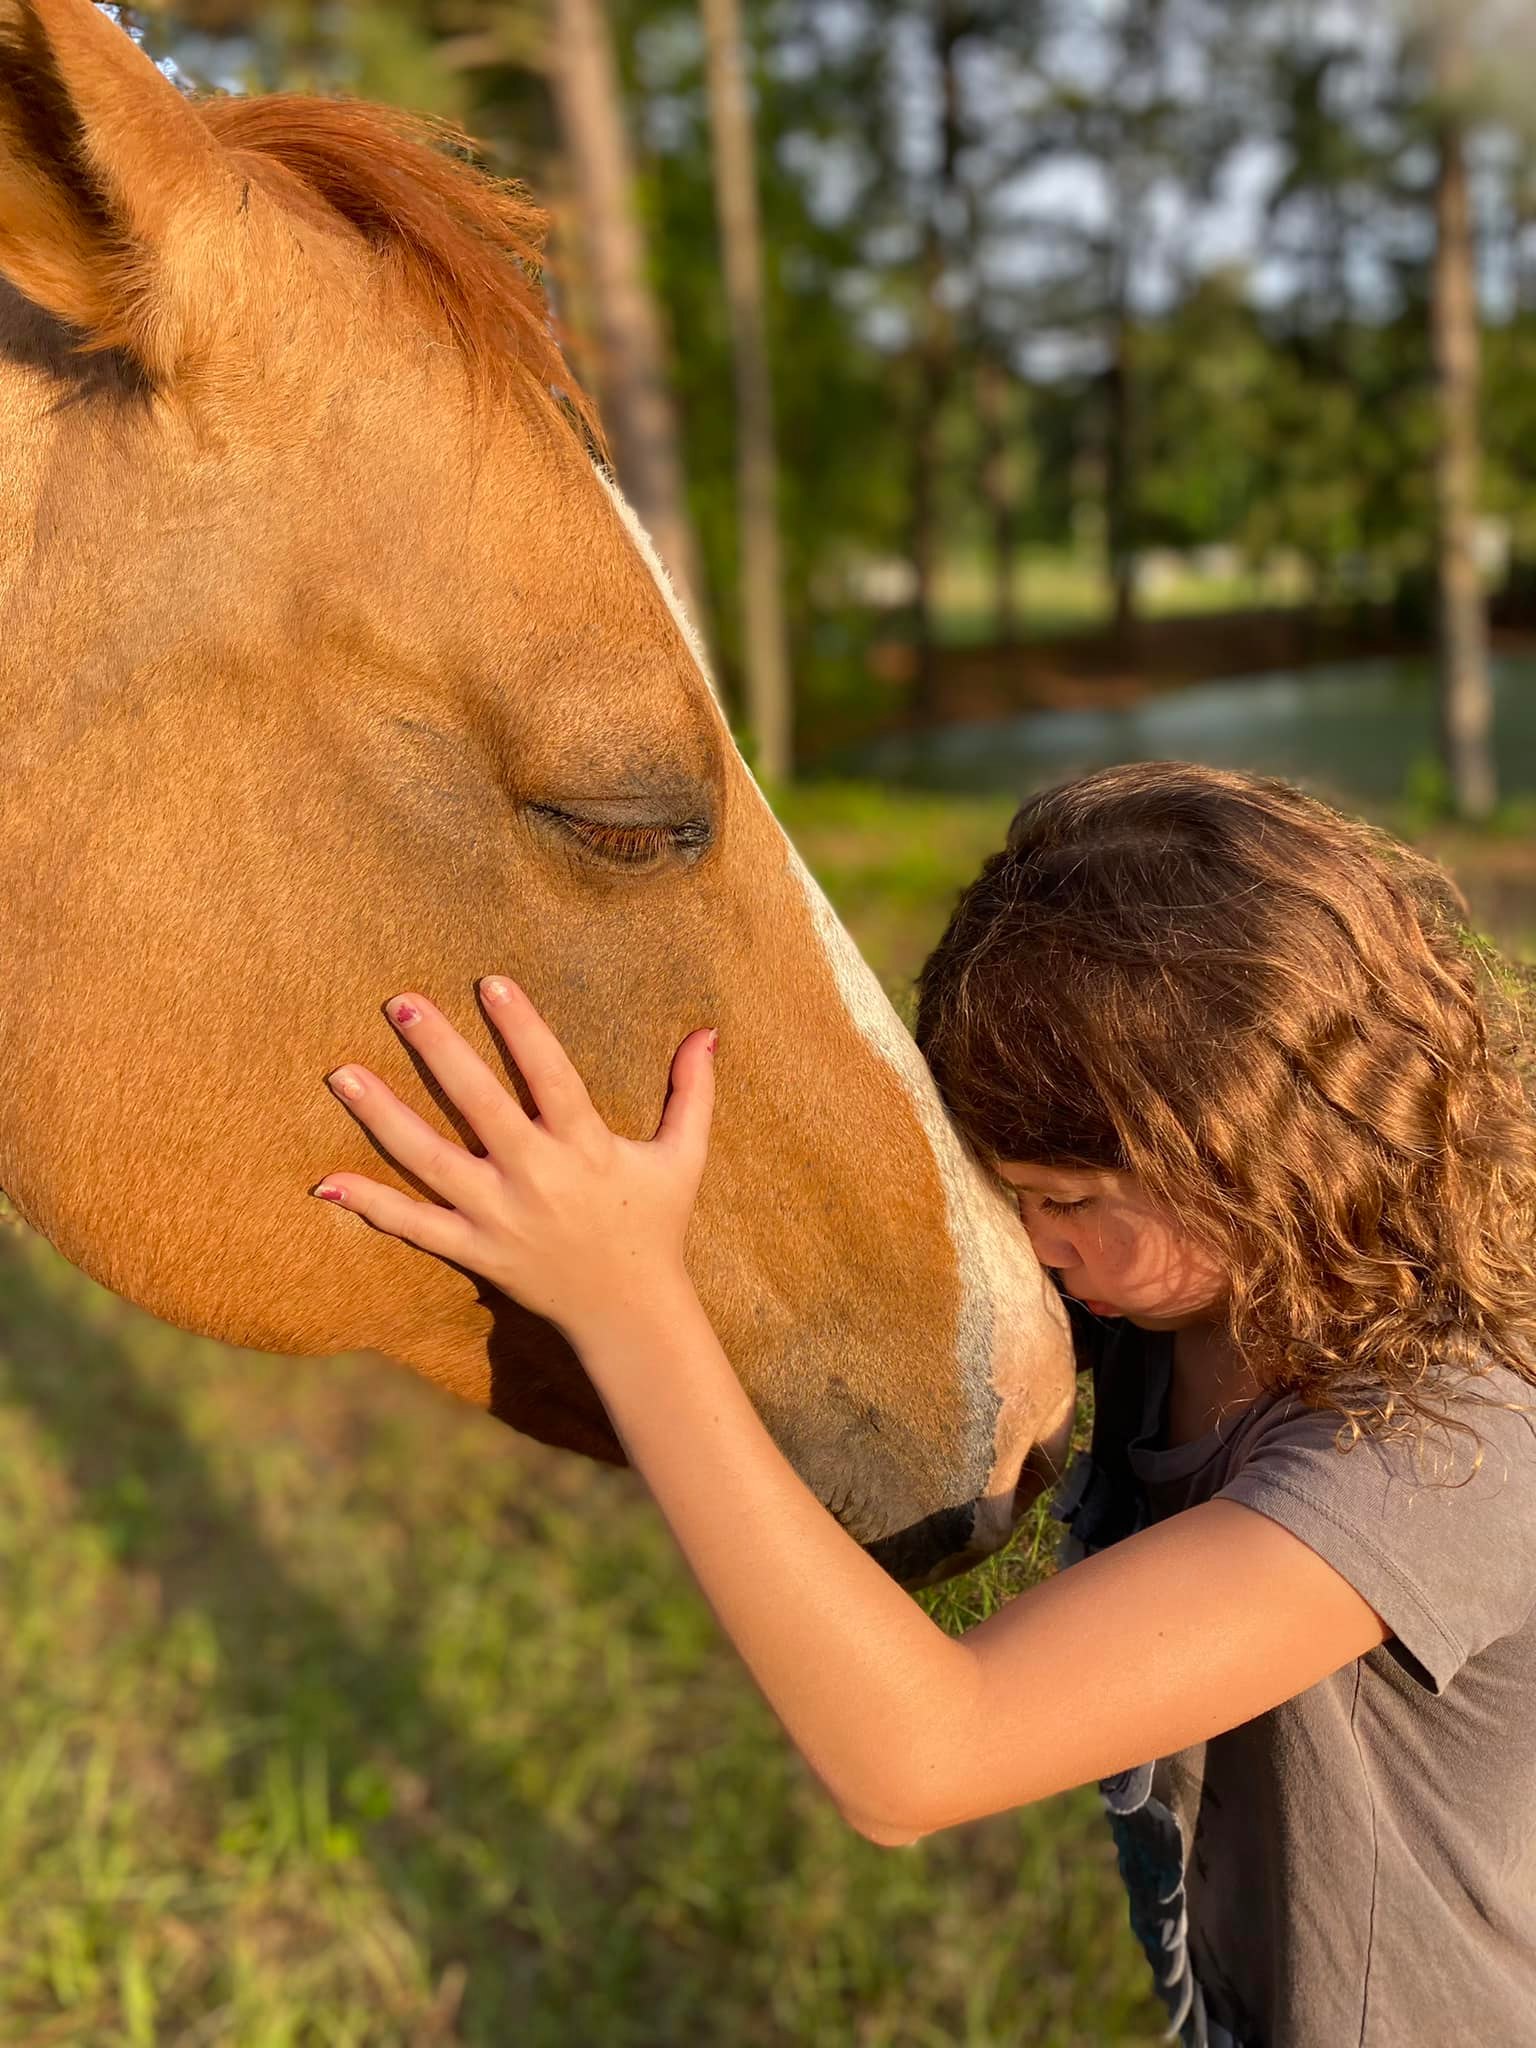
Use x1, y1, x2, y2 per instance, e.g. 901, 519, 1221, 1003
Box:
997, 1163, 1228, 1329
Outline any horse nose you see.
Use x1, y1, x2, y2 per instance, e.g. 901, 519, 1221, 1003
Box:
862, 1502, 978, 1586
863, 1402, 1075, 1590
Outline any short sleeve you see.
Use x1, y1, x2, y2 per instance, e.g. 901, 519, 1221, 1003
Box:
1216, 1369, 1536, 1694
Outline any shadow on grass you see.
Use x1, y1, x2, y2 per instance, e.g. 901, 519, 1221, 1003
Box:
0, 1229, 1163, 2048
0, 1234, 722, 2043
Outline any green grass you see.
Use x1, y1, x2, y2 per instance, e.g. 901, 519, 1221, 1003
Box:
0, 785, 1163, 2047
775, 783, 1017, 1008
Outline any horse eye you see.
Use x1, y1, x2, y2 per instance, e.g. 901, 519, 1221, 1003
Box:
531, 806, 712, 870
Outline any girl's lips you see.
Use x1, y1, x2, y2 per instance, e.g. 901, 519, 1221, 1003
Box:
1078, 1297, 1119, 1316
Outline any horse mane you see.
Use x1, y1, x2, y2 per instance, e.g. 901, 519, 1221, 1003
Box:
199, 93, 599, 447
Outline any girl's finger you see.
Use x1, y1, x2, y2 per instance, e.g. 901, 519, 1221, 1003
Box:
655, 1027, 717, 1161
479, 977, 598, 1135
325, 1065, 485, 1205
384, 991, 530, 1158
310, 1173, 473, 1262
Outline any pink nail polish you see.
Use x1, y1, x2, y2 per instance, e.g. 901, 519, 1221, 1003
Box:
390, 1001, 420, 1026
313, 1183, 346, 1203
705, 1029, 718, 1055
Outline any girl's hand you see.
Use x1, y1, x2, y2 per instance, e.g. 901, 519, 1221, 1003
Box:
311, 977, 716, 1345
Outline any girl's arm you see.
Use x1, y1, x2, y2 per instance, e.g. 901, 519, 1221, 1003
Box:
571, 1289, 1388, 1843
312, 982, 1389, 1844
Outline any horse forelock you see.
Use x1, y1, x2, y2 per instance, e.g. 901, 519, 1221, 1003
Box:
194, 92, 600, 446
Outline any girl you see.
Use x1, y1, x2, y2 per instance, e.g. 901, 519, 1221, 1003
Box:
310, 763, 1536, 2048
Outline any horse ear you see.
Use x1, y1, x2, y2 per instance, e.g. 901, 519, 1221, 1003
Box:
0, 0, 242, 376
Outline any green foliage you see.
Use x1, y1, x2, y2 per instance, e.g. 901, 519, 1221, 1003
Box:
616, 0, 920, 702
1396, 750, 1456, 832
147, 0, 1536, 759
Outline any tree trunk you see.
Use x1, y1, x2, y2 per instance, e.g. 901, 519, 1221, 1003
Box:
548, 0, 708, 635
701, 0, 793, 781
910, 326, 944, 719
977, 354, 1018, 646
1105, 285, 1139, 650
910, 0, 963, 721
1430, 30, 1496, 820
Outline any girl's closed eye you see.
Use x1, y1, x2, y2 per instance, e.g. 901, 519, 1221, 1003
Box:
1040, 1195, 1094, 1216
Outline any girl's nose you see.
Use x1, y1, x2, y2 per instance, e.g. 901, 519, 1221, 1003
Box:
1025, 1226, 1075, 1269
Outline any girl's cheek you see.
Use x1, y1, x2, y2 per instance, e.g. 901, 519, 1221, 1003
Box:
1062, 1226, 1105, 1274
1089, 1221, 1142, 1281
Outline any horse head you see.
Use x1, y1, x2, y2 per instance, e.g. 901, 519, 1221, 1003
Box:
0, 0, 1073, 1584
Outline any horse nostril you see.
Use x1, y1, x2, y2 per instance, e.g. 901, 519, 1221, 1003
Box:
863, 1502, 978, 1586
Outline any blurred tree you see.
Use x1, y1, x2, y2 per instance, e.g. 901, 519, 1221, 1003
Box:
550, 0, 709, 630
619, 0, 916, 715
701, 0, 793, 777
909, 0, 963, 715
1258, 21, 1432, 600
1480, 123, 1536, 606
1136, 278, 1268, 554
974, 350, 1020, 644
980, 0, 1248, 647
127, 0, 1536, 771
1426, 5, 1496, 818
956, 2, 1050, 645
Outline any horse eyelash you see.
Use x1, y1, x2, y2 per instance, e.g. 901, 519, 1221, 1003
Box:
564, 820, 679, 864
532, 809, 711, 867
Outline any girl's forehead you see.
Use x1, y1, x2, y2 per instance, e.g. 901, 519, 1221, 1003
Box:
996, 1161, 1124, 1198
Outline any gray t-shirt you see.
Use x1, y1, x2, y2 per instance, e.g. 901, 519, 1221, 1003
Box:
1063, 1307, 1536, 2048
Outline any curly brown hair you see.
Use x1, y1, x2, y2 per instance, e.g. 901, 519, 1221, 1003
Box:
915, 761, 1536, 1451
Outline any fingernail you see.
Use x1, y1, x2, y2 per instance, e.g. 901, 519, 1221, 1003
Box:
328, 1068, 364, 1100
389, 999, 420, 1026
705, 1029, 718, 1056
481, 977, 513, 1005
312, 1183, 346, 1203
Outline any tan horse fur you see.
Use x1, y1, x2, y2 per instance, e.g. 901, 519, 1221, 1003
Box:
0, 0, 1072, 1579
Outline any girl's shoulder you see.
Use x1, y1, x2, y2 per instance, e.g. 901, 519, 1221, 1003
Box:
1215, 1362, 1536, 1694
1227, 1358, 1536, 1491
